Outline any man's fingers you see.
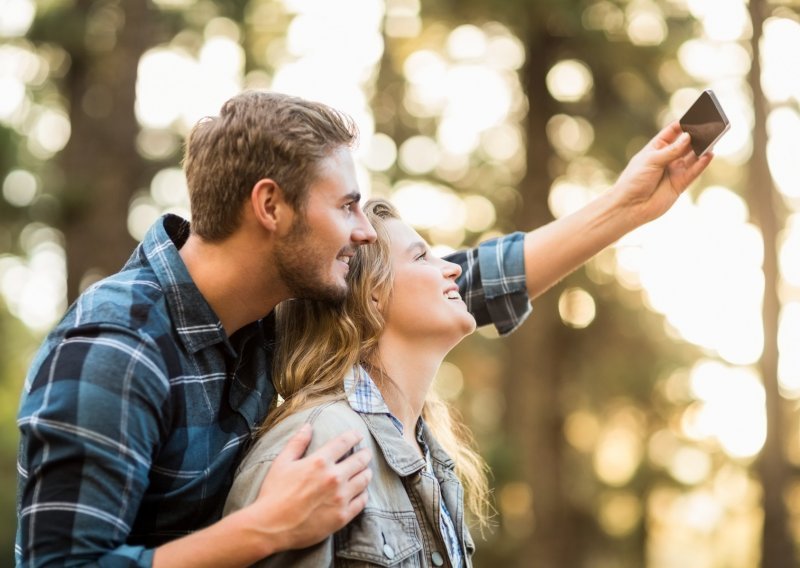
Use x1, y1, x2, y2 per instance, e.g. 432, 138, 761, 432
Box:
343, 489, 369, 523
335, 447, 372, 481
273, 423, 313, 465
310, 430, 364, 464
343, 461, 373, 498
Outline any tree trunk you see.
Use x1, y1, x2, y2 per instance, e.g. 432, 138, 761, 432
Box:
502, 22, 580, 568
748, 0, 796, 566
60, 0, 154, 302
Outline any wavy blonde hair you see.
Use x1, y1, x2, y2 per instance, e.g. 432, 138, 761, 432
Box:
264, 198, 491, 526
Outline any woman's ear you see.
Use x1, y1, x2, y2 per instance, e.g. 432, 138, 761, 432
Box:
371, 292, 381, 312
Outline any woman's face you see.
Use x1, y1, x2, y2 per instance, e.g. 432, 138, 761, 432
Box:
381, 219, 476, 343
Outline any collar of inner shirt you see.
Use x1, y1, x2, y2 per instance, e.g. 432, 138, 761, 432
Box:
343, 366, 426, 447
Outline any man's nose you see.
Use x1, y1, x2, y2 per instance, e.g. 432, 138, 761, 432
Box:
352, 211, 377, 244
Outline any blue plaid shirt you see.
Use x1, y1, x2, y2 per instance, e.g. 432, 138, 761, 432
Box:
345, 368, 464, 568
16, 214, 530, 566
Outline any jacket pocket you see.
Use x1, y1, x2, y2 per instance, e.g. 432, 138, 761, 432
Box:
335, 510, 422, 566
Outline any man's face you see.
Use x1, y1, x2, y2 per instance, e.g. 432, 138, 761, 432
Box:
274, 148, 377, 304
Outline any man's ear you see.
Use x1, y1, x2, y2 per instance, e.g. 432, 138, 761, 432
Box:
250, 178, 287, 232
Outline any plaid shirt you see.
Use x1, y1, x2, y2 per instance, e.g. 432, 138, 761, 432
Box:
16, 214, 530, 567
345, 368, 465, 567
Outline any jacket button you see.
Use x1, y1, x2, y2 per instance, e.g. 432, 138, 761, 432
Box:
383, 544, 395, 559
431, 551, 445, 566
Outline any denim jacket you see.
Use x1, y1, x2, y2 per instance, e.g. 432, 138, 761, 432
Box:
224, 399, 474, 567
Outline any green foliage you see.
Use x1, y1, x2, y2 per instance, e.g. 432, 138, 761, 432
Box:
0, 303, 37, 566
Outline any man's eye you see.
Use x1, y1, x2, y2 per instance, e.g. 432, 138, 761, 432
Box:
416, 252, 428, 261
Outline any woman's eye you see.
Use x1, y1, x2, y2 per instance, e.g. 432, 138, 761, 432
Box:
416, 252, 428, 261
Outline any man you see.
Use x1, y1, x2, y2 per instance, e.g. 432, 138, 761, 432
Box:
16, 91, 710, 567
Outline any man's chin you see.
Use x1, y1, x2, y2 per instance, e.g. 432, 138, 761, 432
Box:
292, 280, 348, 306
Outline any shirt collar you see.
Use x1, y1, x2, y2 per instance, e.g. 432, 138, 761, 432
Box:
138, 214, 234, 356
344, 366, 405, 434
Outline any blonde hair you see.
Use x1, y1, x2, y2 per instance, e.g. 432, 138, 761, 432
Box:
266, 198, 491, 526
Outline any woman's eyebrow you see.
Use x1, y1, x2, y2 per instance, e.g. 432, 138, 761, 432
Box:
406, 241, 428, 255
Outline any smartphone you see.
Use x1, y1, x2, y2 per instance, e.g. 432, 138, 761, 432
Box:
679, 89, 730, 157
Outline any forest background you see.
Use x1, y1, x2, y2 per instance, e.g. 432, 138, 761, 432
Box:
2, 0, 800, 566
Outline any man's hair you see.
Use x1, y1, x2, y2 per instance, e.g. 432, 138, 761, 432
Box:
183, 91, 358, 241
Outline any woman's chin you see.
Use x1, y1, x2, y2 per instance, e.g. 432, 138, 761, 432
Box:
458, 313, 478, 337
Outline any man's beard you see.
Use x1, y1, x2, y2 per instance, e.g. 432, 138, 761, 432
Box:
274, 217, 348, 305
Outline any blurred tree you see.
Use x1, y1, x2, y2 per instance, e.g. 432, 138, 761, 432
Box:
19, 0, 251, 301
747, 0, 796, 565
27, 0, 155, 301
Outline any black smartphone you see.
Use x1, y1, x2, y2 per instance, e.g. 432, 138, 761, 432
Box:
679, 89, 731, 157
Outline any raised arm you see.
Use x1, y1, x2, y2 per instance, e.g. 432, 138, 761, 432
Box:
523, 122, 712, 299
447, 122, 711, 335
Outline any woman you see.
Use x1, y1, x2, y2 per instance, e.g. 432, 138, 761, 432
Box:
224, 199, 489, 567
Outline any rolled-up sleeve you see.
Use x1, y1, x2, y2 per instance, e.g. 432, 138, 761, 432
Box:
446, 232, 532, 336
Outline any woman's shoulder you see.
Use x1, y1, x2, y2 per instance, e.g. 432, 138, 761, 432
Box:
274, 398, 366, 432
237, 400, 367, 471
307, 399, 366, 430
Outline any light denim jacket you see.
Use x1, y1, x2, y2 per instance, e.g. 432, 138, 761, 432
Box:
224, 399, 474, 567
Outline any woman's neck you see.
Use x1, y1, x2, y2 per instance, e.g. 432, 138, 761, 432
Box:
373, 331, 450, 439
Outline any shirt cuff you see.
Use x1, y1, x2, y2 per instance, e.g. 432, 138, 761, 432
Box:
476, 232, 532, 336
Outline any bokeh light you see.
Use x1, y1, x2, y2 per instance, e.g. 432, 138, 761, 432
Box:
761, 17, 800, 104
2, 169, 38, 207
593, 406, 645, 486
626, 1, 667, 46
391, 181, 466, 231
0, 224, 66, 331
0, 0, 35, 37
546, 59, 593, 103
685, 359, 767, 459
558, 287, 597, 329
617, 186, 763, 365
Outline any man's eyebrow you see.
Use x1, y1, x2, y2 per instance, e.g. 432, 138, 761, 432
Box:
342, 192, 361, 203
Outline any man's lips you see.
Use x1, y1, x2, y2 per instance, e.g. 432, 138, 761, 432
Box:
336, 247, 356, 268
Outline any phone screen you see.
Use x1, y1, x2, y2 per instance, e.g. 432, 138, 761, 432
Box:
679, 90, 730, 157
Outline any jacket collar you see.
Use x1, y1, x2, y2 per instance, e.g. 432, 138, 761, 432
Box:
343, 366, 456, 477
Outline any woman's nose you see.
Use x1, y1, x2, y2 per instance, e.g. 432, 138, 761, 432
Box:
442, 259, 462, 280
